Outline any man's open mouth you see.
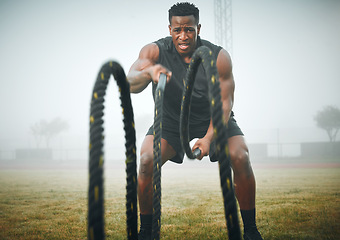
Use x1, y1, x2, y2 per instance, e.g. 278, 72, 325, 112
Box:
178, 43, 189, 50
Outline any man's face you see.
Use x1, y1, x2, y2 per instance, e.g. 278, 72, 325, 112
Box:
168, 15, 201, 57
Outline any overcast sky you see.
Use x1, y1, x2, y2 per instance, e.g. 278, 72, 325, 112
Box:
0, 0, 339, 151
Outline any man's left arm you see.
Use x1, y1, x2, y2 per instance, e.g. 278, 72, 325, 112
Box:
192, 49, 235, 159
216, 48, 235, 123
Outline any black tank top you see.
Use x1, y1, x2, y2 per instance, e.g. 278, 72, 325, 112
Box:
153, 36, 222, 132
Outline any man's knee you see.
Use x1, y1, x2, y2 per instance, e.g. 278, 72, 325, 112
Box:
230, 147, 249, 166
139, 152, 153, 178
230, 145, 252, 177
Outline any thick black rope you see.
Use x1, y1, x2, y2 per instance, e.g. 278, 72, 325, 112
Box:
180, 46, 241, 240
88, 61, 138, 240
152, 73, 167, 240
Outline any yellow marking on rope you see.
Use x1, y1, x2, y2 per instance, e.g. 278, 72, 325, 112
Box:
89, 143, 92, 150
160, 122, 162, 129
94, 92, 98, 99
155, 109, 158, 116
158, 142, 160, 150
202, 58, 204, 63
122, 108, 124, 114
157, 163, 159, 171
132, 122, 135, 128
119, 87, 121, 93
99, 155, 104, 167
225, 145, 230, 157
94, 186, 99, 202
133, 176, 136, 183
131, 202, 134, 211
158, 90, 161, 97
109, 61, 112, 67
227, 177, 231, 189
101, 72, 104, 80
213, 127, 217, 138
183, 79, 185, 86
211, 75, 215, 84
89, 227, 94, 240
209, 50, 212, 55
211, 60, 214, 67
126, 156, 132, 163
90, 116, 94, 123
229, 214, 233, 223
154, 184, 157, 191
217, 144, 221, 152
191, 59, 194, 63
211, 98, 215, 107
133, 147, 136, 154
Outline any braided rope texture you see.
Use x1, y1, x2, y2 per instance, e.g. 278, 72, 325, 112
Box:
151, 74, 167, 240
180, 46, 241, 240
88, 61, 138, 240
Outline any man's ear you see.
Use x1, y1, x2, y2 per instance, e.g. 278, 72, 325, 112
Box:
168, 25, 172, 35
197, 24, 201, 35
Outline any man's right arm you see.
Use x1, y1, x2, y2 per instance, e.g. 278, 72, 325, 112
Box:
127, 43, 172, 93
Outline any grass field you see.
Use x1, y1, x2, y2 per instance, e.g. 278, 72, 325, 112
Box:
0, 159, 339, 239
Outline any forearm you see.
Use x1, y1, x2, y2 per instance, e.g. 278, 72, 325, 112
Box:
219, 73, 234, 124
127, 69, 152, 93
222, 96, 233, 123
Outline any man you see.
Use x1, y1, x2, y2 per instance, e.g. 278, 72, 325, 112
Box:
127, 2, 263, 240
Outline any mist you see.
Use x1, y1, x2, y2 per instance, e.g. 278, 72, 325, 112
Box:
0, 0, 339, 162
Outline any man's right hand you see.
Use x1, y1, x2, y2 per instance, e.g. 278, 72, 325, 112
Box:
148, 64, 172, 85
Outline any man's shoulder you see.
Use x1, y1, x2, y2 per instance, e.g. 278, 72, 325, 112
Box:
154, 36, 173, 51
199, 38, 222, 54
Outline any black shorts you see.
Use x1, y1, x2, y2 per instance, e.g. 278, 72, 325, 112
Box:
146, 116, 243, 164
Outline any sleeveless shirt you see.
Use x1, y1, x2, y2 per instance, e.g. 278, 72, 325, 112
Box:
153, 36, 222, 132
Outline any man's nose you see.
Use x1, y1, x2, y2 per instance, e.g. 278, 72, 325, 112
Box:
179, 30, 188, 40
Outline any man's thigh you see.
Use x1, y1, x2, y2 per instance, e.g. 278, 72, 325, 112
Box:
140, 135, 177, 165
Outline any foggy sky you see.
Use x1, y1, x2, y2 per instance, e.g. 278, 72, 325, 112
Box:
0, 0, 339, 151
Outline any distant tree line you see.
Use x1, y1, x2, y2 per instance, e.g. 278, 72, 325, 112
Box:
315, 105, 340, 142
30, 117, 69, 148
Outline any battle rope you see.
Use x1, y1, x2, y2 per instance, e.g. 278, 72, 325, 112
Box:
88, 61, 138, 240
152, 73, 167, 240
180, 46, 241, 240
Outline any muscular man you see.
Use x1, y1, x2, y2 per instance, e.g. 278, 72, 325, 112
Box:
127, 3, 263, 240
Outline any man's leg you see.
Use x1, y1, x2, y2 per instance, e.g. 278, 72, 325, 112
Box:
228, 135, 263, 240
138, 135, 176, 239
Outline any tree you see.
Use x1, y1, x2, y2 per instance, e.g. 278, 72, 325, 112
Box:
30, 118, 69, 148
314, 106, 340, 142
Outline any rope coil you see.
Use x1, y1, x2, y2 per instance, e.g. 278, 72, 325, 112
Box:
88, 46, 241, 239
88, 61, 138, 240
152, 73, 167, 240
180, 46, 241, 239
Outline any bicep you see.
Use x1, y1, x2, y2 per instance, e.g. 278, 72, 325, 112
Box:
129, 43, 159, 72
216, 49, 233, 82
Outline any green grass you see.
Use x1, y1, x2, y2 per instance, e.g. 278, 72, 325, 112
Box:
0, 161, 339, 239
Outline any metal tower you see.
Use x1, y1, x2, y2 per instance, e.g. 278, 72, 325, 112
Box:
214, 0, 232, 55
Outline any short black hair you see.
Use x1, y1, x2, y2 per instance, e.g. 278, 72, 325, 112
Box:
168, 2, 199, 25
